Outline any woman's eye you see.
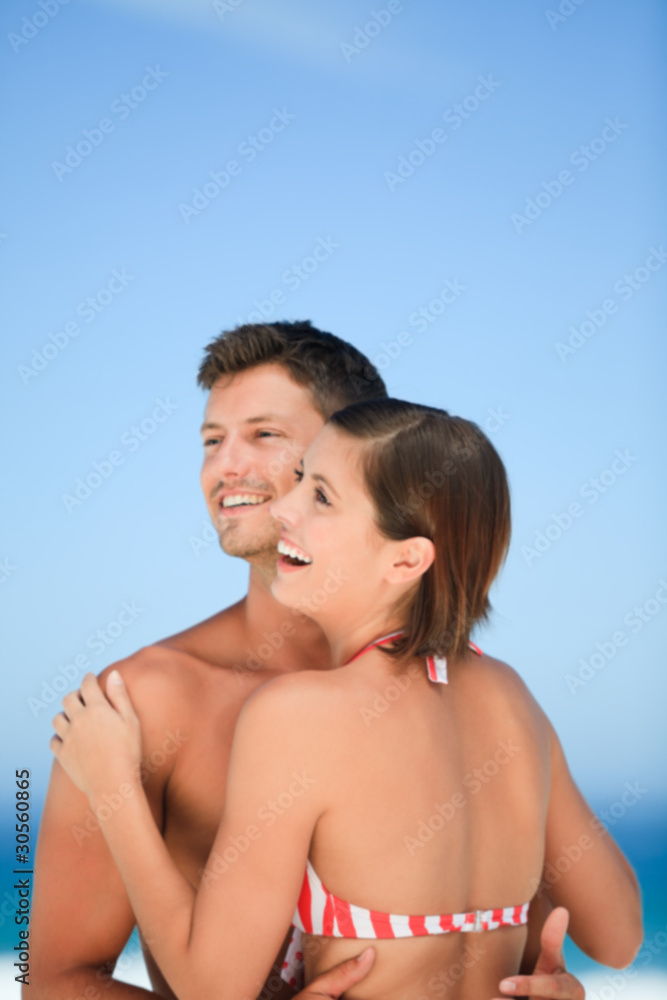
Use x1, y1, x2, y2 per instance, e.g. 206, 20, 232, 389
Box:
293, 467, 304, 481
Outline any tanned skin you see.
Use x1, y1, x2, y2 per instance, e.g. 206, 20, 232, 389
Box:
31, 363, 592, 1000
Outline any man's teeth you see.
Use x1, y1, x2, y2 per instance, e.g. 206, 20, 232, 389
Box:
277, 540, 312, 564
221, 494, 268, 508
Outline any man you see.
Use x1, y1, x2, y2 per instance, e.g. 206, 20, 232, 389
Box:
30, 321, 585, 1000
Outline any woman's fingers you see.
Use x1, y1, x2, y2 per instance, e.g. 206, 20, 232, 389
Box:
105, 670, 139, 722
51, 711, 70, 738
61, 689, 85, 719
80, 672, 106, 704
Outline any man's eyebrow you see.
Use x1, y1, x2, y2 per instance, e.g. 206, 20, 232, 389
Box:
245, 413, 289, 425
200, 414, 290, 432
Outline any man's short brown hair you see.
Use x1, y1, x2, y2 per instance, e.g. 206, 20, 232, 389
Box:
198, 320, 387, 418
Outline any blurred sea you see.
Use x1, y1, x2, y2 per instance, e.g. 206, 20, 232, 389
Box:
1, 810, 665, 999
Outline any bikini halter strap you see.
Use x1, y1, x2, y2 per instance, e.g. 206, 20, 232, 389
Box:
343, 630, 482, 684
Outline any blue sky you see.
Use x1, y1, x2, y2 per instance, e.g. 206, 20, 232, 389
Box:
2, 0, 666, 833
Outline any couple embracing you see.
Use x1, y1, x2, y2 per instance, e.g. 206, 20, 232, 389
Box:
33, 321, 642, 1000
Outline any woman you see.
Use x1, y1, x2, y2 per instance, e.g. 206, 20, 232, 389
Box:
51, 399, 642, 1000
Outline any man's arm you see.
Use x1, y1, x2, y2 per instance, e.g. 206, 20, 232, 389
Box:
29, 758, 163, 999
29, 656, 175, 1000
51, 670, 327, 1000
541, 726, 642, 968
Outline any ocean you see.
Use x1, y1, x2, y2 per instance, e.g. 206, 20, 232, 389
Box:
2, 813, 665, 999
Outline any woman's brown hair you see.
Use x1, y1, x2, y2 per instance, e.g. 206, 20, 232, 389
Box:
329, 399, 511, 661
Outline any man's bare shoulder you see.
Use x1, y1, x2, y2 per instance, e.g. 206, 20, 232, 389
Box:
157, 598, 246, 666
96, 601, 248, 721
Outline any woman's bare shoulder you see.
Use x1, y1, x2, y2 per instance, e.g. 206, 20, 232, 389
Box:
240, 667, 344, 720
461, 650, 552, 728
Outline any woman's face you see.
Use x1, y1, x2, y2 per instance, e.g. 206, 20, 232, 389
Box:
270, 424, 401, 629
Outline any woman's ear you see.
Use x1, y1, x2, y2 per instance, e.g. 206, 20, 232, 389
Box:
385, 537, 435, 585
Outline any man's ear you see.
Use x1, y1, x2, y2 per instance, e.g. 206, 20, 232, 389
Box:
384, 537, 435, 585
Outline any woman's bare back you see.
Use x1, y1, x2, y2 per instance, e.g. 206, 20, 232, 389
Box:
300, 647, 551, 999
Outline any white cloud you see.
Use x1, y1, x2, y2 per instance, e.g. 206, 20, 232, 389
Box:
81, 0, 458, 88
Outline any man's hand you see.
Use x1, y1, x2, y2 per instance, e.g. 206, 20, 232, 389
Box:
493, 907, 585, 1000
294, 948, 375, 1000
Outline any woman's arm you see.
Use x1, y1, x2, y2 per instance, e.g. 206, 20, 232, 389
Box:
541, 722, 643, 967
51, 671, 325, 1000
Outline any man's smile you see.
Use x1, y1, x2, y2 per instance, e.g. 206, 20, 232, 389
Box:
217, 490, 272, 516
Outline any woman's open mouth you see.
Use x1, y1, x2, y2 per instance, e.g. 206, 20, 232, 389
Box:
277, 538, 312, 572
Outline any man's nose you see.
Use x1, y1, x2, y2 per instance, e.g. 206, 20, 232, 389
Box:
212, 433, 253, 479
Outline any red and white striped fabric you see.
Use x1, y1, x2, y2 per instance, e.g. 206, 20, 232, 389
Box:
293, 860, 529, 939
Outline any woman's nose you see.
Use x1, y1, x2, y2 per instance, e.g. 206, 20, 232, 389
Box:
271, 494, 298, 527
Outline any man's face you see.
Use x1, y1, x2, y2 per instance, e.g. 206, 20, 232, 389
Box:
200, 363, 326, 569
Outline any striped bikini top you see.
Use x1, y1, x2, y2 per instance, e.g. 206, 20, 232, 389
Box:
290, 630, 531, 940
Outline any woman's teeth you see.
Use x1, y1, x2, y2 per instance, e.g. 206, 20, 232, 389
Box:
277, 539, 312, 565
221, 494, 268, 508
